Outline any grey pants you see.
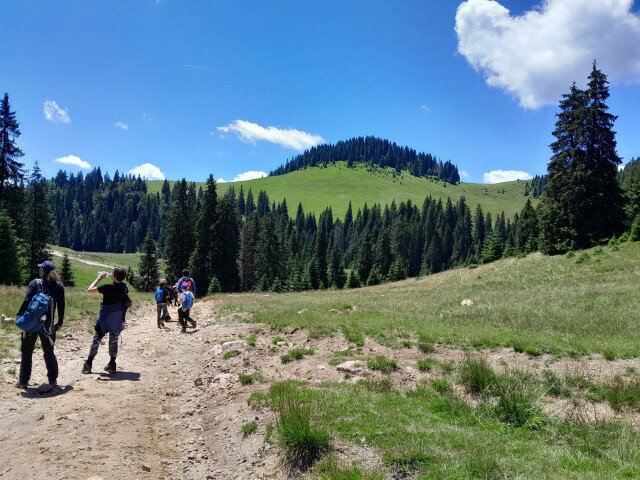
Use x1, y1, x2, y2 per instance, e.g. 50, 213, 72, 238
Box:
156, 303, 169, 325
88, 329, 120, 359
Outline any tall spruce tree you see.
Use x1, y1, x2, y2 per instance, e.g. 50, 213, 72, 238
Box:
540, 64, 625, 253
138, 232, 160, 291
189, 175, 218, 293
23, 163, 53, 280
165, 179, 194, 280
0, 208, 22, 285
213, 192, 240, 292
0, 93, 25, 214
60, 252, 75, 287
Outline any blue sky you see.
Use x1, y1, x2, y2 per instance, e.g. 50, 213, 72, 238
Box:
3, 0, 640, 183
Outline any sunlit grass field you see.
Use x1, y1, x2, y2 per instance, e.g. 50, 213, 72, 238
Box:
217, 241, 640, 358
148, 163, 535, 218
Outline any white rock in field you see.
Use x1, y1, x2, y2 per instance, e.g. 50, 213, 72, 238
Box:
461, 299, 474, 307
336, 360, 366, 374
1, 315, 14, 325
221, 340, 247, 353
297, 309, 307, 314
214, 373, 233, 389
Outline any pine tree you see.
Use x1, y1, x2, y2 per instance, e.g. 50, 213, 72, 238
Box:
60, 252, 75, 287
138, 232, 159, 291
23, 163, 53, 280
165, 179, 194, 279
208, 276, 221, 294
0, 93, 25, 213
540, 64, 625, 253
345, 270, 361, 288
213, 193, 240, 292
367, 265, 383, 285
515, 199, 539, 254
0, 208, 22, 285
481, 230, 503, 264
189, 175, 217, 293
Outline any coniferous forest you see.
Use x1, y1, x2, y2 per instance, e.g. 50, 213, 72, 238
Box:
1, 65, 640, 291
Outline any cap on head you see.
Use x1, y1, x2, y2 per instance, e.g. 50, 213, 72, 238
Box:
37, 260, 55, 272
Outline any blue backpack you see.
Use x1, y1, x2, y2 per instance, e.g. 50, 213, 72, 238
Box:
16, 280, 53, 335
181, 291, 194, 310
154, 288, 164, 303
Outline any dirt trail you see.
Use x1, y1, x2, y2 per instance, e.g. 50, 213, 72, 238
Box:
50, 250, 115, 269
1, 299, 639, 479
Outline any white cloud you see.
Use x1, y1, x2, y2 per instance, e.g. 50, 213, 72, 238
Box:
420, 105, 430, 112
44, 100, 71, 124
455, 0, 640, 109
460, 169, 471, 180
217, 120, 325, 151
128, 163, 165, 180
483, 170, 533, 184
55, 155, 91, 170
232, 170, 268, 182
217, 178, 227, 183
115, 121, 128, 131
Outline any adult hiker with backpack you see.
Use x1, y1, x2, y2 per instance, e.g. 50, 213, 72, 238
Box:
154, 278, 172, 328
175, 269, 196, 296
82, 267, 132, 374
15, 260, 65, 390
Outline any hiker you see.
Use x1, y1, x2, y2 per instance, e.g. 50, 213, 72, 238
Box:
171, 285, 179, 306
82, 268, 132, 374
154, 278, 172, 328
177, 284, 196, 333
175, 269, 197, 296
15, 260, 65, 390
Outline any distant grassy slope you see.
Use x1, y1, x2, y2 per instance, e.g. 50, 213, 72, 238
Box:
216, 241, 640, 357
148, 163, 534, 218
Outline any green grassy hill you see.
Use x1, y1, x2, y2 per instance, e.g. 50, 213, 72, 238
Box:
148, 163, 535, 218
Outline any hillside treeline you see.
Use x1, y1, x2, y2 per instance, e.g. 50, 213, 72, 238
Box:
270, 136, 461, 184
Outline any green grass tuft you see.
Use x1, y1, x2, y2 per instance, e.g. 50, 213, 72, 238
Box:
493, 372, 545, 428
417, 358, 438, 372
281, 348, 314, 363
367, 356, 398, 374
241, 421, 258, 437
223, 350, 241, 360
459, 356, 497, 394
239, 371, 264, 385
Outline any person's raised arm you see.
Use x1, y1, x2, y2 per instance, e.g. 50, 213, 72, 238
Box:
87, 272, 108, 293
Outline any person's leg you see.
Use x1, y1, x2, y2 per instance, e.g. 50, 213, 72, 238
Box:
83, 326, 105, 373
105, 331, 120, 371
178, 309, 187, 332
162, 303, 170, 320
18, 332, 38, 386
156, 304, 163, 327
186, 309, 196, 328
40, 332, 59, 385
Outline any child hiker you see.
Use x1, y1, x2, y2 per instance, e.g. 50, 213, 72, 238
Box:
154, 279, 172, 328
178, 284, 196, 333
82, 268, 132, 374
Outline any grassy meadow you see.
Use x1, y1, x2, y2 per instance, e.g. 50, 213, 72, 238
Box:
148, 163, 535, 218
217, 241, 640, 358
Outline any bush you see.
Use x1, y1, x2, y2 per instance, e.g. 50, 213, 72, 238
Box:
575, 252, 590, 264
277, 403, 331, 471
367, 356, 398, 374
459, 356, 497, 394
208, 276, 221, 294
345, 270, 362, 289
281, 348, 314, 364
565, 250, 575, 258
493, 372, 545, 428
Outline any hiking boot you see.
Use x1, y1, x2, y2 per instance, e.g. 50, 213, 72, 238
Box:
104, 361, 117, 373
15, 381, 27, 389
82, 361, 92, 374
189, 319, 197, 328
181, 327, 187, 333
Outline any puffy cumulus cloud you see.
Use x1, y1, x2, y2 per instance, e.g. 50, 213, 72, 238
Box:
232, 170, 267, 182
55, 155, 91, 170
459, 169, 471, 180
455, 0, 640, 109
115, 121, 128, 130
44, 100, 71, 124
483, 169, 532, 184
217, 120, 325, 151
128, 163, 165, 180
217, 178, 227, 183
